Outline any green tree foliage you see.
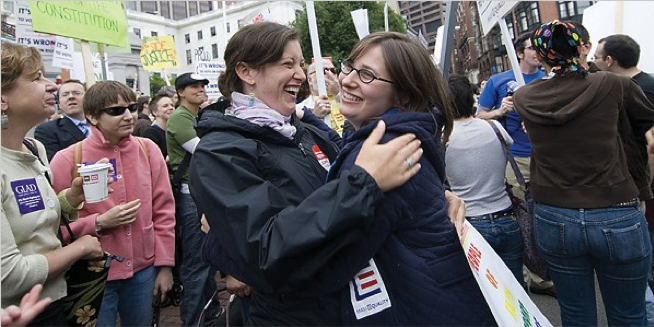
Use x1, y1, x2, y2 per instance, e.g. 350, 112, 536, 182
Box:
291, 2, 406, 64
148, 73, 175, 97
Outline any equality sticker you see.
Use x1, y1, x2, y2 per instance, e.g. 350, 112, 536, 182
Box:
349, 259, 392, 320
11, 178, 45, 215
312, 144, 331, 171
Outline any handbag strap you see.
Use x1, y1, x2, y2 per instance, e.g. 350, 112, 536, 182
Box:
22, 139, 77, 243
487, 121, 528, 187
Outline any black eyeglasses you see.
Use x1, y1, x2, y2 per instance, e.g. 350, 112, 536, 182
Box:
340, 60, 394, 84
102, 103, 139, 116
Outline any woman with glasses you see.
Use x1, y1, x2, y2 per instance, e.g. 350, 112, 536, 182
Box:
49, 81, 176, 327
189, 22, 425, 326
514, 21, 654, 326
1, 42, 105, 327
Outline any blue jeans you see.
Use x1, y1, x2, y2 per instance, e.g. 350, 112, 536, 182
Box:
98, 265, 156, 327
178, 193, 218, 326
468, 215, 524, 285
534, 203, 652, 327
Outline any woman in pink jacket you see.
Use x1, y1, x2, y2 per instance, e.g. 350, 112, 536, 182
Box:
50, 81, 176, 327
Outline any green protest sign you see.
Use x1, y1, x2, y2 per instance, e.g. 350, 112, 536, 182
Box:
28, 1, 128, 47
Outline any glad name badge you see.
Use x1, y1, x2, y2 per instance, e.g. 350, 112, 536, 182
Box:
312, 144, 331, 171
349, 259, 391, 320
11, 178, 45, 215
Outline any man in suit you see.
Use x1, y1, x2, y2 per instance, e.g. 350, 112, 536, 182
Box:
35, 79, 90, 161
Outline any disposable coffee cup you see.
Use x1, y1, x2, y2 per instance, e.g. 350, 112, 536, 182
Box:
77, 163, 112, 203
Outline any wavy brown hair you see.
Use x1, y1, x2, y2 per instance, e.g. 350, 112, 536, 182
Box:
218, 22, 299, 99
1, 43, 45, 93
347, 32, 453, 142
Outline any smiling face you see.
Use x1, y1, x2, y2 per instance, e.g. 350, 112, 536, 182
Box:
338, 45, 398, 130
88, 96, 136, 144
1, 70, 58, 126
153, 96, 175, 122
244, 40, 306, 116
58, 82, 85, 120
178, 82, 207, 108
519, 39, 541, 70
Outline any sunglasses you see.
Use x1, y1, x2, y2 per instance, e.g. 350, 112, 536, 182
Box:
102, 103, 139, 116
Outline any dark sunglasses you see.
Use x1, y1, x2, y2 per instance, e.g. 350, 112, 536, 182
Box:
102, 103, 139, 116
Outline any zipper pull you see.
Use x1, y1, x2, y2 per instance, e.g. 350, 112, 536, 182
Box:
297, 142, 307, 157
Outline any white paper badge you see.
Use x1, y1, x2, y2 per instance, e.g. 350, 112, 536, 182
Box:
349, 258, 392, 320
311, 144, 331, 171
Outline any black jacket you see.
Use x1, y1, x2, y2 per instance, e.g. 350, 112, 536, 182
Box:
34, 117, 85, 161
189, 108, 383, 325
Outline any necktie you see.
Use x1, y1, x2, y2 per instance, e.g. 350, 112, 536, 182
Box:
78, 122, 90, 138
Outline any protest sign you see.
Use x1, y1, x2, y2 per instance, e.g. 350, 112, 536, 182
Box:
52, 36, 74, 70
140, 35, 179, 71
306, 1, 331, 126
350, 9, 370, 40
15, 2, 55, 62
28, 1, 128, 48
460, 221, 553, 327
196, 61, 225, 99
476, 1, 518, 36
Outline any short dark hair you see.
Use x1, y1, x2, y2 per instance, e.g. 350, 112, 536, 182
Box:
83, 81, 137, 118
61, 79, 86, 90
514, 33, 531, 61
149, 94, 171, 114
447, 75, 475, 119
137, 95, 150, 114
218, 22, 299, 99
598, 34, 640, 69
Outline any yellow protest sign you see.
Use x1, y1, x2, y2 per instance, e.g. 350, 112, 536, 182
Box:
140, 35, 179, 70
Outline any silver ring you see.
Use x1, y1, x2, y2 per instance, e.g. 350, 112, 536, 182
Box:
406, 158, 412, 169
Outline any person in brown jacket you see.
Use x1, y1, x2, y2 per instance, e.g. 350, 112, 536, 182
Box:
514, 20, 654, 327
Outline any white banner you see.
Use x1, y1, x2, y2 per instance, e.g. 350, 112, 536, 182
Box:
476, 1, 518, 36
52, 36, 74, 70
195, 61, 225, 99
460, 221, 553, 327
15, 2, 55, 62
71, 52, 111, 83
350, 9, 370, 40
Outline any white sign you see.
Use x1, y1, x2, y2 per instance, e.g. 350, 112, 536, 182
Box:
15, 2, 56, 62
460, 221, 553, 327
476, 1, 518, 36
350, 9, 370, 40
52, 36, 74, 70
195, 61, 225, 99
71, 52, 111, 83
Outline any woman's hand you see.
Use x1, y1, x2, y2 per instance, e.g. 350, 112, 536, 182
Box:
153, 267, 173, 303
65, 158, 115, 207
96, 199, 141, 231
647, 126, 654, 154
313, 95, 332, 119
0, 284, 52, 327
200, 215, 210, 234
226, 274, 251, 298
355, 120, 423, 192
73, 235, 104, 260
445, 191, 466, 238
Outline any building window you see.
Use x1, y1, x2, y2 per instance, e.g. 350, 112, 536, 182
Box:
172, 1, 188, 20
126, 1, 137, 10
425, 20, 439, 34
197, 30, 203, 40
185, 34, 190, 44
494, 56, 504, 73
151, 31, 158, 37
506, 17, 515, 39
141, 1, 157, 13
189, 1, 198, 16
528, 2, 540, 25
226, 22, 231, 33
133, 28, 141, 38
212, 44, 219, 59
199, 1, 213, 13
186, 49, 192, 65
210, 26, 216, 36
558, 1, 594, 20
160, 1, 171, 19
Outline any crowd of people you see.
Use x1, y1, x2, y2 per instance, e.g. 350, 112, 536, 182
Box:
2, 18, 654, 327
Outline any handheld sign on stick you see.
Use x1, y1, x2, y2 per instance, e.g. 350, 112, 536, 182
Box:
306, 1, 331, 126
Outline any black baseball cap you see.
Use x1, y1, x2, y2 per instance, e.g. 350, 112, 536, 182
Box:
175, 73, 210, 91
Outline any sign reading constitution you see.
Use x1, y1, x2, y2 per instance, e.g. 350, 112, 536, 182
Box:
28, 1, 128, 47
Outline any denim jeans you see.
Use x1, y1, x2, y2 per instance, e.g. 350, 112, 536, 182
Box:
534, 202, 652, 327
468, 215, 525, 285
98, 265, 156, 327
178, 192, 218, 326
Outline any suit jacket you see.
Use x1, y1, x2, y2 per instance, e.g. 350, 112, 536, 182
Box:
34, 117, 86, 161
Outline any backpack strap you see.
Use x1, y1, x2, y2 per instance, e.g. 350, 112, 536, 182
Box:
136, 137, 150, 163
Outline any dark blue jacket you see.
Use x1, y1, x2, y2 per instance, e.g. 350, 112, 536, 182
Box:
326, 109, 496, 326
